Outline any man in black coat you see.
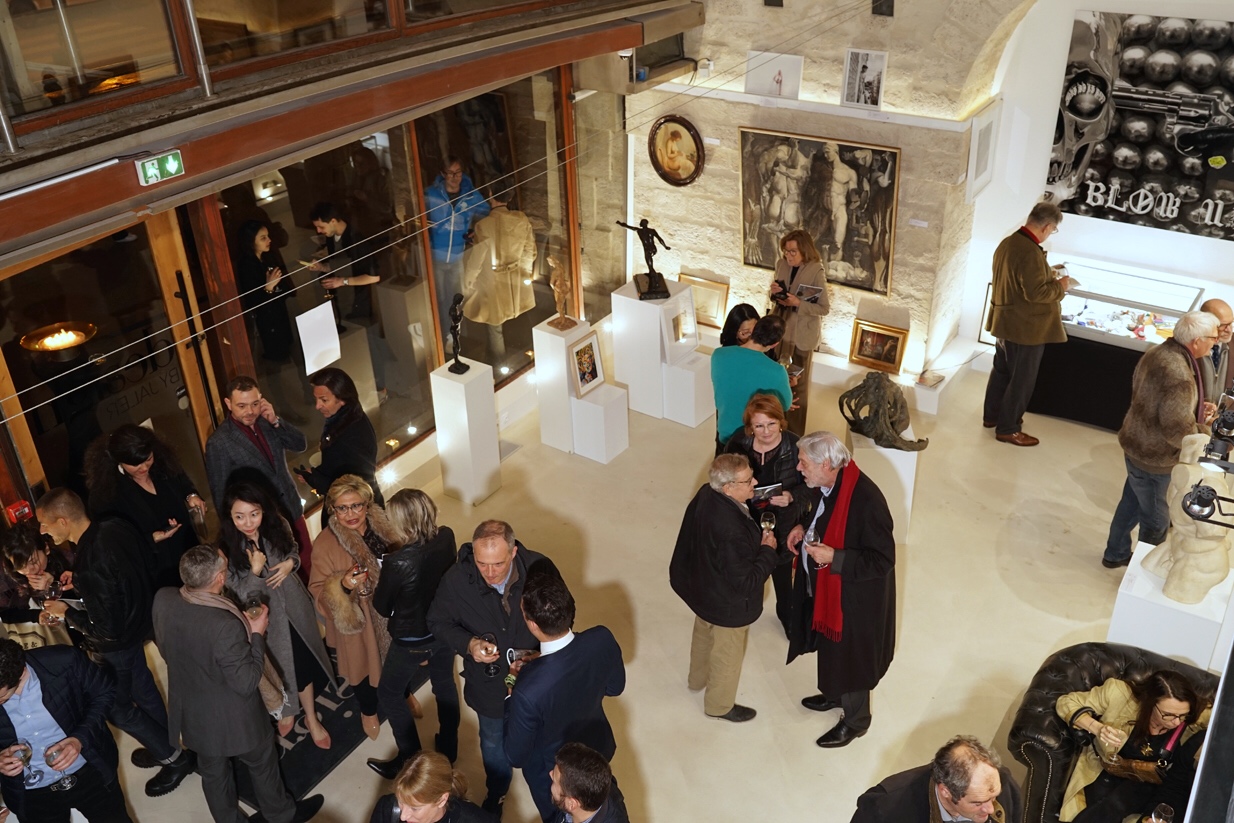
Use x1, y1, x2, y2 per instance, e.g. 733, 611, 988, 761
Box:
852, 735, 1022, 823
547, 743, 629, 823
786, 431, 895, 748
669, 454, 779, 723
0, 639, 127, 821
36, 488, 196, 797
505, 573, 625, 821
427, 519, 560, 818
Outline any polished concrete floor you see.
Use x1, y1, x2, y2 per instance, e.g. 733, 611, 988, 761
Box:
117, 362, 1130, 822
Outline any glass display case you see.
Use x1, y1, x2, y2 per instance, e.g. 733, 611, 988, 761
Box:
1055, 255, 1205, 351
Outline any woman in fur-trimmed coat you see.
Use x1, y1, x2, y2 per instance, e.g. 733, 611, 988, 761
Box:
309, 474, 400, 739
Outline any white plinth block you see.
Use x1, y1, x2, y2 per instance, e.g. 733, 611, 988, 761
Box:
338, 323, 380, 415
1107, 542, 1234, 671
845, 429, 919, 545
532, 319, 593, 453
430, 358, 501, 505
571, 384, 629, 464
612, 279, 693, 418
662, 351, 714, 428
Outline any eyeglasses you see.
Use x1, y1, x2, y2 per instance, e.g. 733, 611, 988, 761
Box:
783, 248, 802, 256
1154, 705, 1188, 722
728, 476, 757, 487
333, 502, 368, 515
444, 169, 463, 178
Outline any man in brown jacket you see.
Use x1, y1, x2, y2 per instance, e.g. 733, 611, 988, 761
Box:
982, 202, 1074, 446
1102, 310, 1219, 568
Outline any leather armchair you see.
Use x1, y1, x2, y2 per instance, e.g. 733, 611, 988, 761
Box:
1006, 642, 1217, 823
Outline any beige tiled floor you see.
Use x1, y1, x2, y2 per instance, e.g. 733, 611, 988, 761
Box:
121, 364, 1128, 822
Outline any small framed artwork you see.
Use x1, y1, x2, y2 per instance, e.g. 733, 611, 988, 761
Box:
745, 51, 804, 100
966, 97, 1001, 203
842, 49, 887, 110
649, 115, 705, 187
570, 332, 604, 397
978, 283, 997, 345
849, 319, 908, 374
677, 274, 729, 328
660, 290, 699, 365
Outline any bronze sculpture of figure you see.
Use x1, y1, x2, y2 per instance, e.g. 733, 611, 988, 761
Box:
838, 371, 928, 451
617, 218, 671, 300
546, 253, 577, 331
448, 292, 469, 374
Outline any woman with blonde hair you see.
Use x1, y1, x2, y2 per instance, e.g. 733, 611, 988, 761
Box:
768, 228, 830, 433
369, 751, 490, 823
309, 474, 400, 739
367, 489, 460, 779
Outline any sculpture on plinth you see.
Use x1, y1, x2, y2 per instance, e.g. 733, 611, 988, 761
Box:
617, 218, 671, 300
1142, 433, 1232, 604
838, 371, 928, 451
447, 293, 469, 374
546, 253, 577, 331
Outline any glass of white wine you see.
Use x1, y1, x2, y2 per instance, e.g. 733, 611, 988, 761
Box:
45, 740, 76, 791
759, 512, 776, 533
1151, 803, 1174, 823
14, 738, 43, 787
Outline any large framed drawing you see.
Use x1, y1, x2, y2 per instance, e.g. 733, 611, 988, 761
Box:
740, 128, 900, 296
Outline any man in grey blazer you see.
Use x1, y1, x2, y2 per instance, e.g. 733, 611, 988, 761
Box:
1200, 298, 1234, 402
153, 546, 322, 823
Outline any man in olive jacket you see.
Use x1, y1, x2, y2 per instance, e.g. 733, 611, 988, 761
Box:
982, 201, 1074, 447
669, 454, 778, 723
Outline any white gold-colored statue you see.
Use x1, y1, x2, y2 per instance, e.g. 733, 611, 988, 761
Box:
1142, 433, 1232, 604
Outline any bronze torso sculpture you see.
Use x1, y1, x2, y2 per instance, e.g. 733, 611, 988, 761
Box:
838, 371, 928, 451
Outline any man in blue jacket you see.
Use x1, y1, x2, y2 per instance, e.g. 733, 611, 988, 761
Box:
424, 155, 490, 335
505, 573, 625, 821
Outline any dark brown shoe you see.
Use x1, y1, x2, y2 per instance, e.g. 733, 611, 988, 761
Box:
996, 431, 1039, 447
983, 420, 996, 428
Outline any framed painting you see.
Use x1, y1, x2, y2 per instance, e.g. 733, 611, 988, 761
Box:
677, 274, 729, 328
842, 49, 887, 110
740, 127, 900, 296
978, 282, 996, 346
649, 115, 704, 186
967, 97, 1000, 203
849, 319, 907, 374
660, 289, 698, 365
570, 331, 604, 397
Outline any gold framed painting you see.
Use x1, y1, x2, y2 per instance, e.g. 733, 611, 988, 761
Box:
677, 274, 729, 329
849, 319, 907, 374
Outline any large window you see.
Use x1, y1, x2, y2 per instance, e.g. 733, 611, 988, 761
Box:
1, 0, 180, 116
193, 0, 388, 66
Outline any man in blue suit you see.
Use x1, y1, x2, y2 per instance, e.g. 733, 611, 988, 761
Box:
504, 574, 625, 822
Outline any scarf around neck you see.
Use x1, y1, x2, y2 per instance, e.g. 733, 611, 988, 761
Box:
811, 462, 861, 641
179, 587, 287, 715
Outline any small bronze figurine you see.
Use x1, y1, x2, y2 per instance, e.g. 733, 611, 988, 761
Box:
546, 254, 577, 331
448, 293, 469, 374
617, 218, 671, 300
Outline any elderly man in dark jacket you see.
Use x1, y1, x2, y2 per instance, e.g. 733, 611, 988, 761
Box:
427, 519, 559, 818
787, 431, 895, 748
0, 639, 125, 821
670, 454, 779, 723
1102, 309, 1218, 569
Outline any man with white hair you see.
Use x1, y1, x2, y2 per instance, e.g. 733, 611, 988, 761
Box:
786, 432, 895, 748
1102, 310, 1220, 569
1199, 298, 1234, 401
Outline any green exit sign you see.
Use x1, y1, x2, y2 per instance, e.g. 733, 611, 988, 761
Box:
135, 150, 185, 186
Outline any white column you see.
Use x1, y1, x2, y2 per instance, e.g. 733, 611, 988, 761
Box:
430, 358, 501, 506
532, 318, 593, 453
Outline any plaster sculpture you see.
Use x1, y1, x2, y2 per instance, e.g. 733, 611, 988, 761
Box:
838, 371, 928, 451
1142, 433, 1232, 604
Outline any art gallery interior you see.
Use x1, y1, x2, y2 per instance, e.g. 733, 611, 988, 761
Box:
4, 0, 1234, 820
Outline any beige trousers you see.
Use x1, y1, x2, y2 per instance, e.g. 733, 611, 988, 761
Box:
687, 616, 750, 716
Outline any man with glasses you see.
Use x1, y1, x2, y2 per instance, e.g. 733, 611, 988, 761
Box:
1102, 310, 1220, 569
982, 201, 1075, 447
424, 156, 490, 339
669, 455, 779, 723
1199, 298, 1234, 402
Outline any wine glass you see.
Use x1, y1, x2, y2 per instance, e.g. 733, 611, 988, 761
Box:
1152, 803, 1174, 823
45, 741, 76, 791
357, 564, 373, 597
480, 632, 501, 678
759, 512, 776, 533
14, 738, 42, 787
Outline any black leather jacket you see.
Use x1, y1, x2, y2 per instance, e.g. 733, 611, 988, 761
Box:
372, 527, 456, 642
724, 429, 809, 545
67, 518, 156, 652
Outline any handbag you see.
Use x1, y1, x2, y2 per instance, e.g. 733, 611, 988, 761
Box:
1099, 723, 1185, 785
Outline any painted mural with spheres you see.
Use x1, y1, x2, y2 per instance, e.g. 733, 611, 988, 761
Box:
1046, 13, 1234, 237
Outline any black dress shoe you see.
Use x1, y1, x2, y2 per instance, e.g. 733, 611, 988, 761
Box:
801, 694, 840, 712
367, 756, 404, 780
481, 794, 505, 819
1102, 556, 1131, 569
130, 748, 160, 769
816, 721, 867, 748
145, 750, 196, 797
712, 704, 757, 722
293, 794, 325, 822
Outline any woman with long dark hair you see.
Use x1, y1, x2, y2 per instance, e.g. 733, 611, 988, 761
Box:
719, 303, 760, 347
220, 479, 334, 747
83, 424, 205, 588
234, 219, 294, 362
296, 367, 382, 505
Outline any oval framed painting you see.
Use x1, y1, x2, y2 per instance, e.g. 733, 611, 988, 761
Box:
648, 115, 704, 187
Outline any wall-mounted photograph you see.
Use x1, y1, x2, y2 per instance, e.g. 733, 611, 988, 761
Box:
570, 332, 604, 397
849, 319, 908, 374
740, 128, 900, 296
649, 115, 705, 186
842, 49, 887, 110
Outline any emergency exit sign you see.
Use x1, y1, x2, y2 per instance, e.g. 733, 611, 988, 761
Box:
135, 150, 184, 186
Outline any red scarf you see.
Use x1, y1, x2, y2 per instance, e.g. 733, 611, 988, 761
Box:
812, 462, 861, 641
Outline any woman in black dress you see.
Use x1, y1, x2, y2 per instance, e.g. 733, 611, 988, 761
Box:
83, 424, 206, 589
297, 367, 382, 505
234, 219, 294, 362
719, 303, 760, 347
369, 752, 492, 823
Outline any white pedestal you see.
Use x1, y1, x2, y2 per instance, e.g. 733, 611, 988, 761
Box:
845, 428, 919, 544
662, 351, 714, 428
532, 318, 592, 453
339, 322, 379, 414
430, 358, 501, 506
1107, 542, 1234, 671
376, 277, 433, 382
612, 279, 693, 418
571, 384, 630, 464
